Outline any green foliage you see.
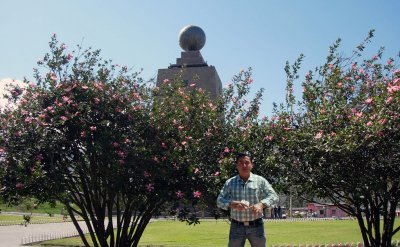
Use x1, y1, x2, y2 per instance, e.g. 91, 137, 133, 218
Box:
0, 35, 267, 247
273, 30, 400, 247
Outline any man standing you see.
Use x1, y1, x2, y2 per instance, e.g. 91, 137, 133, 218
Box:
217, 152, 278, 247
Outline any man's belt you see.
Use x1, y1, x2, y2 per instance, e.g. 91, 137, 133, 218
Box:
231, 218, 263, 226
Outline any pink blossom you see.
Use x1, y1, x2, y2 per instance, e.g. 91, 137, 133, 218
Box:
189, 83, 196, 88
193, 191, 202, 198
94, 98, 101, 104
224, 147, 230, 153
50, 73, 57, 81
81, 85, 89, 90
330, 132, 337, 137
314, 130, 323, 139
386, 97, 393, 104
62, 96, 70, 103
214, 171, 220, 176
133, 93, 141, 100
264, 135, 273, 141
113, 142, 120, 148
39, 113, 46, 119
181, 141, 187, 146
379, 119, 387, 125
90, 126, 97, 132
355, 112, 363, 118
146, 183, 154, 192
124, 138, 131, 144
60, 116, 68, 121
178, 126, 184, 131
176, 190, 184, 199
366, 121, 373, 126
184, 106, 189, 112
117, 151, 126, 158
365, 98, 373, 104
247, 78, 253, 84
0, 148, 5, 155
94, 82, 104, 91
359, 68, 364, 74
153, 156, 159, 163
15, 183, 24, 189
387, 85, 400, 94
163, 79, 169, 84
36, 154, 44, 161
24, 117, 32, 123
194, 168, 200, 175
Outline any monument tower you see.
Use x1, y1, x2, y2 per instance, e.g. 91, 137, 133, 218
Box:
156, 25, 222, 99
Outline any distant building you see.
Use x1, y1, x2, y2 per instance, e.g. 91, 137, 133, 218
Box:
307, 203, 348, 218
156, 25, 222, 100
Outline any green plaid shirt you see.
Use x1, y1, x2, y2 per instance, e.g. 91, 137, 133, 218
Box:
217, 173, 278, 222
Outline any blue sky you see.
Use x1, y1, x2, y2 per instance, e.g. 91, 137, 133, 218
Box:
1, 0, 399, 116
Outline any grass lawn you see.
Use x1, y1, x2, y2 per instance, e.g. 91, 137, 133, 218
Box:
38, 218, 400, 247
0, 199, 66, 215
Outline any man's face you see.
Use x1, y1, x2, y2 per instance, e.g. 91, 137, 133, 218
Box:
236, 156, 253, 178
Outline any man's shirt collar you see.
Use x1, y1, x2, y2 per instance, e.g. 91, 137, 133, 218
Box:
235, 172, 255, 183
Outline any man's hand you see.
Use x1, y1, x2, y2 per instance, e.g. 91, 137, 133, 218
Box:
230, 201, 250, 211
250, 203, 264, 215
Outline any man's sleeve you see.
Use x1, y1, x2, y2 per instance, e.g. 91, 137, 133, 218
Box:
217, 180, 231, 210
260, 179, 278, 207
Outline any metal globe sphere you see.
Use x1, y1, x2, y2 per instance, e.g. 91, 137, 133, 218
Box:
178, 25, 206, 51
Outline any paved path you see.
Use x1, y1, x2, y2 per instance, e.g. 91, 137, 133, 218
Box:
0, 221, 87, 247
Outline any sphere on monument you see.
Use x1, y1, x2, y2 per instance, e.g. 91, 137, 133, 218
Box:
178, 25, 206, 51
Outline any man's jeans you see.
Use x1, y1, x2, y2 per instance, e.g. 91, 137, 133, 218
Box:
228, 219, 266, 247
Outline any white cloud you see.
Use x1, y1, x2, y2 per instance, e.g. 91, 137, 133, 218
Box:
0, 78, 26, 109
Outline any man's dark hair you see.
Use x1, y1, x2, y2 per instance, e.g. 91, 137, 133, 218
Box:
235, 151, 253, 163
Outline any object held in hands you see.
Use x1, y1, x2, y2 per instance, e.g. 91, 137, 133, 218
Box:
241, 200, 250, 207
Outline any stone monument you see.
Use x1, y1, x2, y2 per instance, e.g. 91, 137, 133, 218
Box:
157, 25, 222, 100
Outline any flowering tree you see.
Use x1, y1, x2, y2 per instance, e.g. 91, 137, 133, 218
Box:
275, 31, 400, 247
0, 36, 267, 247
